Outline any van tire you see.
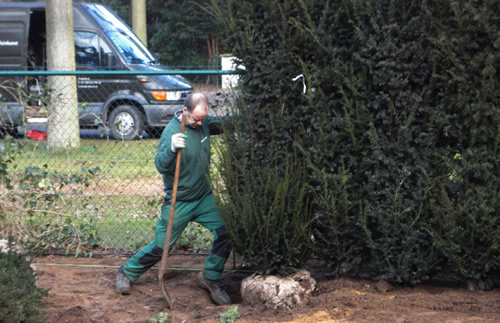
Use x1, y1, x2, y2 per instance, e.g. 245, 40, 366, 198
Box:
108, 105, 145, 140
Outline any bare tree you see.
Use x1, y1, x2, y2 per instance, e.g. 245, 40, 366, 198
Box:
131, 0, 147, 46
45, 0, 79, 150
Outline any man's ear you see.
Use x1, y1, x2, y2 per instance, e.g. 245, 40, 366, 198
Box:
183, 107, 188, 114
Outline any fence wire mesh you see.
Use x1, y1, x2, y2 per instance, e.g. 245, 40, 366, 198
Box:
0, 70, 235, 254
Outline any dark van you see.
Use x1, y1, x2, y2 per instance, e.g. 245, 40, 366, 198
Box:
0, 2, 193, 140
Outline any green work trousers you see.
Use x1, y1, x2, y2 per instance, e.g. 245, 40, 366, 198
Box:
122, 192, 230, 282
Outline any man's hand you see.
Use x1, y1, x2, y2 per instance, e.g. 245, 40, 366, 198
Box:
171, 133, 187, 153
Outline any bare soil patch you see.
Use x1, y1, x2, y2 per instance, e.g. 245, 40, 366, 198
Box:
35, 254, 500, 322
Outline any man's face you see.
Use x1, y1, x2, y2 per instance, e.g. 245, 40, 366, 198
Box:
184, 104, 208, 128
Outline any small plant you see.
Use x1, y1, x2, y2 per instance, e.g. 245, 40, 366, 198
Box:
21, 211, 101, 256
149, 311, 168, 323
0, 239, 49, 322
1, 142, 102, 254
220, 305, 240, 323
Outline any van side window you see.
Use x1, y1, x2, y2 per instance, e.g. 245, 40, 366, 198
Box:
75, 31, 114, 69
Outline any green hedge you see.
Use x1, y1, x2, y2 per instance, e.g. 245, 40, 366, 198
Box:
212, 0, 499, 287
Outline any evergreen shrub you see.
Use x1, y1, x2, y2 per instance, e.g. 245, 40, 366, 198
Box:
0, 240, 48, 322
287, 0, 441, 283
209, 0, 317, 276
211, 0, 499, 285
422, 0, 500, 288
214, 100, 314, 275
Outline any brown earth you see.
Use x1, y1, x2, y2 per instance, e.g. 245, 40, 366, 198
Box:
35, 254, 500, 323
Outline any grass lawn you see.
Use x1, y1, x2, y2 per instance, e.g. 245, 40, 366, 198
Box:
98, 214, 156, 251
8, 137, 160, 180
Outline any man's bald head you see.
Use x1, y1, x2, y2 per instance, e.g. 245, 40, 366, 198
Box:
184, 93, 209, 113
183, 92, 209, 128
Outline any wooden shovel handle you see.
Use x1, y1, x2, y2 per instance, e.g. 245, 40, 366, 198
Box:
159, 114, 186, 308
168, 114, 186, 233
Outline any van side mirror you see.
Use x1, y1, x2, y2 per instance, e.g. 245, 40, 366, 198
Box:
106, 53, 117, 68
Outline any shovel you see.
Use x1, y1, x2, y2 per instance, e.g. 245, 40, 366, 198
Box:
159, 113, 186, 308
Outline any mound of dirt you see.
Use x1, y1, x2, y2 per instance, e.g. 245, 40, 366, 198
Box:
34, 254, 500, 322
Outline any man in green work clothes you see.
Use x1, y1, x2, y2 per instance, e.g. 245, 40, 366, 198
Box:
116, 92, 231, 305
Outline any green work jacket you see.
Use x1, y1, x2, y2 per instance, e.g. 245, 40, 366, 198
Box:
155, 111, 220, 202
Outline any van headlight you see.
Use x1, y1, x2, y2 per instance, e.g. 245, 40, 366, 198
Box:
151, 91, 167, 100
151, 91, 189, 101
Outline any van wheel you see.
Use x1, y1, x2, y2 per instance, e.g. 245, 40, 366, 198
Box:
108, 105, 145, 140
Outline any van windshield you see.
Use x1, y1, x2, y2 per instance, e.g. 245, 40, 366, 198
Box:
84, 3, 155, 65
106, 30, 154, 64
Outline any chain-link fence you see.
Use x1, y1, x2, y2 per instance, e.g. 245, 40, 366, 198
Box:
0, 70, 236, 254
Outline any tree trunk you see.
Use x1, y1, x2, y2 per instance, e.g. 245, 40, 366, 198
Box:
131, 0, 147, 46
45, 0, 79, 150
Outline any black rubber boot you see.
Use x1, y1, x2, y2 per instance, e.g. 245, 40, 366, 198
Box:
116, 266, 131, 295
197, 272, 231, 305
